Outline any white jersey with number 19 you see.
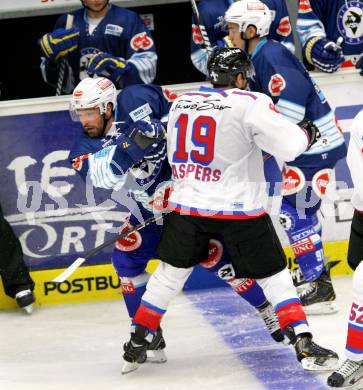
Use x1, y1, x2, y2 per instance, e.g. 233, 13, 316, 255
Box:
166, 87, 309, 219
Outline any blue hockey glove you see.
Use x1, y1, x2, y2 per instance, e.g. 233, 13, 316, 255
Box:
132, 119, 166, 139
305, 37, 344, 73
86, 52, 130, 83
355, 54, 363, 76
38, 27, 79, 61
144, 139, 167, 165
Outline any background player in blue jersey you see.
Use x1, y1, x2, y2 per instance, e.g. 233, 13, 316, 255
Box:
38, 0, 157, 94
68, 76, 290, 363
296, 0, 363, 74
224, 0, 347, 315
191, 0, 294, 76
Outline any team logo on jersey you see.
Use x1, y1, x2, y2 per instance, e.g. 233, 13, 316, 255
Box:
268, 74, 286, 96
72, 153, 91, 171
298, 0, 312, 13
115, 223, 142, 252
130, 32, 154, 51
279, 211, 295, 231
312, 168, 332, 198
281, 165, 306, 195
129, 103, 153, 122
200, 239, 223, 269
119, 277, 136, 294
291, 237, 316, 256
277, 16, 292, 37
217, 264, 235, 281
192, 24, 203, 45
163, 88, 178, 102
337, 1, 363, 45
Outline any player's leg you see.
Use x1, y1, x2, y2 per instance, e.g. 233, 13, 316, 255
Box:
328, 210, 363, 388
0, 204, 35, 314
280, 166, 336, 314
225, 214, 338, 371
200, 238, 283, 342
122, 211, 209, 374
112, 221, 166, 363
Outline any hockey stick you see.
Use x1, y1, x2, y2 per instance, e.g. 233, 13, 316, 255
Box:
55, 14, 74, 96
52, 214, 163, 283
189, 0, 213, 56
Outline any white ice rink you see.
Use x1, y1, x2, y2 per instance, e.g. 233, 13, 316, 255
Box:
0, 276, 356, 390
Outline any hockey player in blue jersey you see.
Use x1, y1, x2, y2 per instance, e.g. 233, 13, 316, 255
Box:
38, 0, 157, 94
296, 0, 363, 74
224, 0, 347, 315
68, 77, 287, 364
191, 0, 294, 76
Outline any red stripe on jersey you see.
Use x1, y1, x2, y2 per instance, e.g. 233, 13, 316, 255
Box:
170, 205, 266, 219
232, 91, 257, 100
276, 301, 307, 330
347, 324, 363, 352
133, 304, 163, 332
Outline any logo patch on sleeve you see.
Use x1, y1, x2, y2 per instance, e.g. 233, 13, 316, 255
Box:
192, 24, 203, 45
277, 16, 292, 37
268, 74, 286, 96
298, 0, 313, 13
130, 32, 154, 51
115, 223, 142, 252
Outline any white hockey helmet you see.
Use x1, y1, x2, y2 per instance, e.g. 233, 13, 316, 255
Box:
224, 0, 272, 38
70, 77, 117, 121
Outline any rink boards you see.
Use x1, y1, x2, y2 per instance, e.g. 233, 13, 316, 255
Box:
0, 71, 362, 309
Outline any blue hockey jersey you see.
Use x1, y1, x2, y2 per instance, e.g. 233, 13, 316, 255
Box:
249, 39, 346, 167
191, 0, 295, 75
41, 4, 157, 92
297, 0, 363, 65
69, 84, 172, 224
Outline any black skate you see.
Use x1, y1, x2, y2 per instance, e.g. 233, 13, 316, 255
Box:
327, 359, 363, 388
256, 301, 285, 342
299, 270, 337, 315
15, 289, 35, 314
122, 327, 167, 364
122, 326, 166, 374
285, 326, 339, 371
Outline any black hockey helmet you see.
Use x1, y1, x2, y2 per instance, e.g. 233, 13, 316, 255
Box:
207, 47, 254, 87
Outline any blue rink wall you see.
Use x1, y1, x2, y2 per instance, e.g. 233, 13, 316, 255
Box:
0, 76, 362, 308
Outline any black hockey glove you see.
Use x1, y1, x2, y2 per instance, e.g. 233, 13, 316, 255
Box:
297, 119, 321, 150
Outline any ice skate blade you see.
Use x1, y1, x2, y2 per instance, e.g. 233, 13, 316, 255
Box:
147, 349, 167, 363
122, 360, 140, 375
301, 356, 339, 371
303, 301, 338, 315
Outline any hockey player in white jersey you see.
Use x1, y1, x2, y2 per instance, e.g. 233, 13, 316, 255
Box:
327, 110, 363, 388
122, 47, 339, 374
224, 0, 347, 315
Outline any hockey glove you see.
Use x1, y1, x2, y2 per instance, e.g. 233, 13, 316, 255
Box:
132, 119, 166, 139
304, 37, 344, 73
86, 52, 130, 83
355, 53, 363, 76
116, 123, 166, 165
298, 119, 321, 150
38, 27, 79, 61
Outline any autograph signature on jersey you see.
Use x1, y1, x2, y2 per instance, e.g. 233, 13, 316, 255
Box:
173, 99, 232, 111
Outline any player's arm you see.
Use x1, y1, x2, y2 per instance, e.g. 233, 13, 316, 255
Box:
296, 0, 343, 73
246, 94, 316, 162
269, 0, 295, 53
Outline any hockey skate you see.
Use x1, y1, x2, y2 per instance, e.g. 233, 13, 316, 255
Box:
327, 359, 363, 388
122, 326, 167, 374
285, 326, 339, 371
299, 270, 338, 315
15, 289, 35, 314
256, 301, 285, 342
